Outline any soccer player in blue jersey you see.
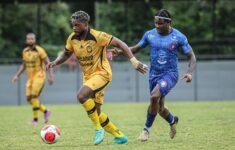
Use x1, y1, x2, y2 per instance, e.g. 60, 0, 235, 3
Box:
136, 9, 196, 141
114, 9, 196, 141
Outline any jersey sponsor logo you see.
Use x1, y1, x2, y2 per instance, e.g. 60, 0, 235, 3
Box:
77, 55, 93, 61
80, 61, 93, 66
78, 55, 93, 67
160, 80, 167, 88
25, 60, 36, 68
157, 52, 167, 64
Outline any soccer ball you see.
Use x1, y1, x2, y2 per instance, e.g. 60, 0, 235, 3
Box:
40, 125, 60, 144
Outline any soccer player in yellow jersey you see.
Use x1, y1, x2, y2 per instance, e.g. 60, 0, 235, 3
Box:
12, 33, 54, 125
47, 10, 148, 145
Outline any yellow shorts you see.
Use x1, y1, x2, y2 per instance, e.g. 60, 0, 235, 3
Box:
84, 74, 110, 105
26, 73, 45, 96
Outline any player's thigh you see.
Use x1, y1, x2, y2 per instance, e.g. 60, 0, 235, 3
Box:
84, 75, 110, 104
31, 77, 45, 96
26, 79, 33, 97
157, 74, 178, 97
84, 75, 110, 92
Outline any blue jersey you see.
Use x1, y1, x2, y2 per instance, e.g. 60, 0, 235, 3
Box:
138, 28, 192, 81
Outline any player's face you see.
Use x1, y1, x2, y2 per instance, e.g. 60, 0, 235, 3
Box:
26, 35, 36, 46
154, 18, 170, 35
71, 19, 87, 35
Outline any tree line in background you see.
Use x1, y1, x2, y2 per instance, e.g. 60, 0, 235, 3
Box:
0, 0, 234, 62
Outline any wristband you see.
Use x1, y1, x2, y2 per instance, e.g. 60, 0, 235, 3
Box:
130, 57, 139, 69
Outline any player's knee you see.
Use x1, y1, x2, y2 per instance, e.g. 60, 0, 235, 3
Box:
77, 93, 88, 104
27, 96, 32, 103
150, 94, 160, 104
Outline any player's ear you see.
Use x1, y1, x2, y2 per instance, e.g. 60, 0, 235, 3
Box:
84, 22, 88, 26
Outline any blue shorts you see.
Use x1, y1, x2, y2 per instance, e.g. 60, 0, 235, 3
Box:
149, 72, 178, 97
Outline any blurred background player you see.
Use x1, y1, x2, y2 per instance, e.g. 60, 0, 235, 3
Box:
68, 53, 78, 72
55, 51, 78, 72
106, 49, 113, 67
12, 33, 54, 125
113, 9, 196, 141
47, 10, 148, 145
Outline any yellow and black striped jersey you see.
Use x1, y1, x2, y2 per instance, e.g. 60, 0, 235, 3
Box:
65, 28, 113, 80
22, 45, 47, 78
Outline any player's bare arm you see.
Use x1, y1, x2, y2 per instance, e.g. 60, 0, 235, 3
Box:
130, 44, 142, 54
11, 63, 26, 84
43, 57, 54, 85
181, 51, 197, 82
110, 37, 148, 74
48, 49, 73, 68
112, 44, 141, 56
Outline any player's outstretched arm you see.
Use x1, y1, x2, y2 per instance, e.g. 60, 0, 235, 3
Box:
181, 51, 197, 82
111, 44, 141, 57
11, 63, 26, 84
47, 49, 73, 69
130, 44, 142, 54
43, 57, 54, 85
110, 37, 148, 74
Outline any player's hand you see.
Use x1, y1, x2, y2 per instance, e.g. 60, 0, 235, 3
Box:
48, 76, 54, 85
47, 61, 56, 69
110, 48, 122, 57
130, 57, 148, 74
11, 75, 18, 84
136, 62, 148, 74
181, 73, 192, 82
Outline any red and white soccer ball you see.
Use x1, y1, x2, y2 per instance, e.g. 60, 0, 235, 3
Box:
40, 125, 60, 144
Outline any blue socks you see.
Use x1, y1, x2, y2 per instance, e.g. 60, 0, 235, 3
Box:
164, 113, 174, 124
144, 111, 157, 132
144, 111, 175, 132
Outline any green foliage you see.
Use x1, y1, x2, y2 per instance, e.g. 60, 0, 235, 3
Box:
0, 102, 235, 149
0, 2, 71, 59
40, 2, 71, 45
96, 2, 126, 40
97, 2, 154, 60
97, 1, 235, 57
0, 1, 234, 60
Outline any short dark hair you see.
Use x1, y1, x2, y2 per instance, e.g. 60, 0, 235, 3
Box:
71, 10, 90, 23
155, 9, 172, 23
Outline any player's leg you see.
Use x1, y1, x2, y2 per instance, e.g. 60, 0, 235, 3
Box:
159, 97, 179, 139
95, 95, 128, 144
26, 95, 38, 125
31, 77, 51, 123
138, 83, 161, 141
26, 80, 39, 125
78, 86, 102, 130
158, 73, 179, 139
78, 75, 110, 145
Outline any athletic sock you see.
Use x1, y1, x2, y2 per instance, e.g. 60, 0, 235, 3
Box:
82, 99, 102, 130
144, 111, 157, 132
99, 112, 124, 138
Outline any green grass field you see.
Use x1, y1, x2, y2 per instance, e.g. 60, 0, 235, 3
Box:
0, 101, 235, 150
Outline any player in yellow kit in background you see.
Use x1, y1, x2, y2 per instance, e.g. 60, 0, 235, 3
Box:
47, 10, 148, 145
12, 33, 54, 125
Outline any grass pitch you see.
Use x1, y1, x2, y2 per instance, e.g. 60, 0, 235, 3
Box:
0, 101, 235, 150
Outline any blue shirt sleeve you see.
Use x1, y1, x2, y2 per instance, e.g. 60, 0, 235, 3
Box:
179, 33, 192, 54
137, 32, 149, 48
